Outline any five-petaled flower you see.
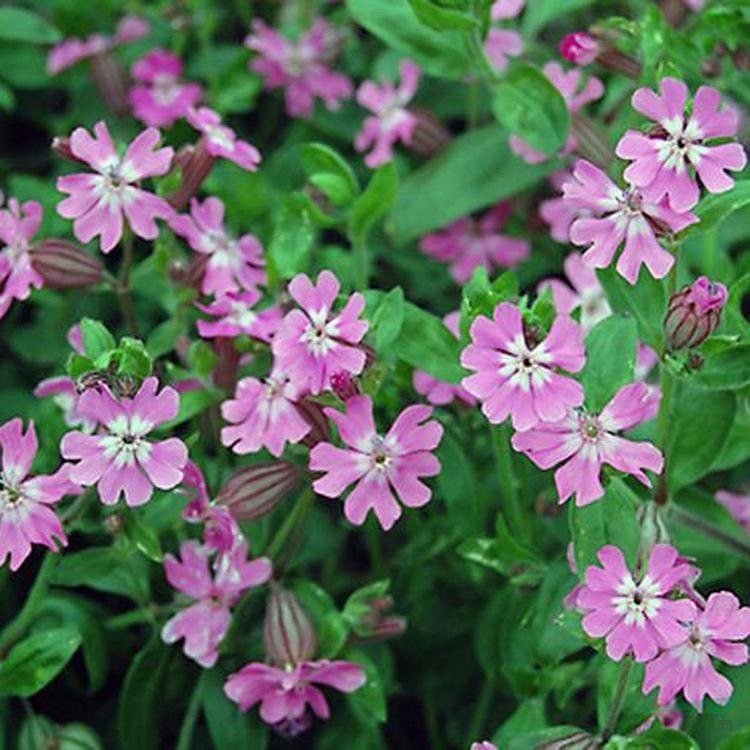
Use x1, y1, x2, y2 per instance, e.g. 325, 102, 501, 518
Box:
61, 377, 188, 506
186, 107, 262, 172
56, 121, 174, 253
310, 395, 443, 531
196, 288, 281, 341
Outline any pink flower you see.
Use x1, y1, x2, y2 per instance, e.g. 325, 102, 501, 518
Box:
461, 302, 586, 431
355, 59, 421, 168
61, 377, 188, 506
162, 539, 271, 667
420, 202, 530, 284
560, 32, 599, 66
221, 370, 312, 457
0, 198, 44, 319
616, 78, 747, 213
272, 271, 368, 395
715, 491, 750, 534
471, 743, 498, 750
34, 377, 96, 431
196, 289, 281, 341
169, 197, 266, 297
577, 544, 698, 662
310, 395, 443, 531
186, 107, 261, 171
485, 29, 523, 72
224, 659, 366, 731
539, 170, 589, 243
563, 159, 697, 284
635, 704, 684, 735
537, 252, 611, 333
512, 382, 663, 506
0, 419, 79, 571
643, 591, 750, 711
564, 543, 585, 610
47, 15, 150, 74
244, 19, 352, 118
509, 63, 604, 163
56, 122, 174, 254
413, 313, 477, 406
129, 49, 203, 128
491, 0, 525, 19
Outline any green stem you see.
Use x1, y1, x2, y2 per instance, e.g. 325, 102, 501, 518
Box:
600, 656, 633, 743
264, 488, 314, 563
466, 681, 493, 746
118, 227, 140, 338
465, 3, 498, 83
467, 81, 481, 129
176, 672, 206, 750
490, 423, 526, 541
669, 505, 750, 562
355, 238, 368, 292
0, 553, 57, 655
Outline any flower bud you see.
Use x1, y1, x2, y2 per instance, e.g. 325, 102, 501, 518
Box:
51, 137, 88, 166
560, 32, 599, 66
30, 240, 103, 289
408, 107, 452, 159
217, 461, 299, 521
213, 337, 240, 390
330, 371, 360, 402
263, 585, 318, 667
89, 53, 130, 115
359, 595, 407, 641
168, 139, 216, 210
297, 398, 330, 448
664, 276, 728, 351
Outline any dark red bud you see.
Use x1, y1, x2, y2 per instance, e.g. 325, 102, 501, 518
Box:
89, 53, 130, 115
168, 139, 216, 210
30, 240, 103, 289
330, 371, 360, 402
170, 253, 208, 291
297, 398, 330, 448
560, 32, 599, 66
212, 338, 240, 390
263, 585, 318, 667
51, 136, 88, 165
217, 461, 299, 522
664, 276, 728, 351
408, 108, 452, 158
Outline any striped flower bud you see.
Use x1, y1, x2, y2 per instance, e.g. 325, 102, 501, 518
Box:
217, 461, 299, 521
30, 240, 103, 289
167, 140, 216, 210
664, 276, 728, 351
296, 398, 330, 448
263, 585, 318, 668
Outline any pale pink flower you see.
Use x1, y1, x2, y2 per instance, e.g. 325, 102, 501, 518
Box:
635, 704, 684, 735
509, 62, 604, 163
420, 202, 529, 284
47, 15, 150, 74
196, 289, 281, 341
224, 659, 366, 731
537, 251, 611, 333
461, 302, 586, 431
485, 29, 523, 72
643, 591, 750, 711
244, 19, 352, 118
539, 170, 589, 243
310, 395, 443, 531
413, 313, 477, 407
129, 49, 203, 128
616, 78, 747, 213
684, 0, 705, 9
221, 370, 311, 457
512, 382, 663, 506
34, 377, 96, 431
564, 159, 698, 284
56, 122, 174, 253
169, 197, 266, 297
61, 377, 188, 506
715, 491, 750, 534
272, 271, 368, 395
635, 345, 661, 423
564, 543, 585, 610
355, 59, 421, 168
162, 539, 271, 667
186, 107, 261, 171
491, 0, 525, 19
0, 419, 79, 571
0, 198, 44, 319
471, 743, 498, 750
560, 32, 599, 66
577, 544, 697, 662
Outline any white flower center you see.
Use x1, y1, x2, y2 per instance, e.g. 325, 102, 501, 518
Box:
301, 309, 340, 356
152, 74, 181, 105
101, 414, 152, 467
614, 574, 662, 627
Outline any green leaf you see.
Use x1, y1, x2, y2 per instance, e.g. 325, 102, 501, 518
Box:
0, 7, 60, 44
268, 196, 316, 281
461, 268, 519, 334
626, 725, 699, 748
342, 580, 391, 635
0, 628, 81, 698
507, 726, 591, 750
346, 649, 387, 726
408, 0, 477, 30
122, 508, 164, 562
368, 287, 405, 351
581, 315, 638, 411
391, 126, 560, 243
146, 319, 186, 359
292, 581, 349, 658
436, 432, 481, 533
0, 81, 14, 111
717, 725, 750, 750
80, 318, 116, 361
160, 388, 223, 431
301, 142, 359, 206
493, 697, 547, 747
116, 337, 153, 379
491, 63, 570, 155
347, 0, 472, 79
522, 0, 597, 36
349, 163, 399, 248
681, 180, 750, 237
689, 344, 750, 390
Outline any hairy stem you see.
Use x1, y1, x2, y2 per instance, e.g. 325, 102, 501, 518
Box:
118, 227, 140, 338
600, 656, 633, 743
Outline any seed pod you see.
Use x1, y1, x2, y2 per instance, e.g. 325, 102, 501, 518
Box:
664, 276, 728, 351
168, 139, 216, 210
30, 240, 103, 289
217, 461, 299, 521
263, 585, 318, 667
89, 53, 130, 115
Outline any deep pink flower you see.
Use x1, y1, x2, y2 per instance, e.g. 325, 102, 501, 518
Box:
0, 198, 44, 319
272, 271, 368, 395
196, 289, 281, 341
310, 395, 443, 531
355, 59, 421, 168
538, 251, 611, 333
56, 122, 174, 253
643, 591, 750, 711
221, 370, 311, 457
47, 15, 150, 74
61, 377, 188, 506
244, 19, 352, 118
225, 659, 366, 730
616, 78, 747, 212
129, 49, 203, 128
560, 32, 599, 66
512, 382, 663, 506
413, 313, 477, 407
169, 197, 266, 297
186, 107, 261, 171
420, 202, 529, 284
564, 159, 698, 284
577, 544, 697, 662
715, 491, 750, 534
0, 419, 79, 571
461, 302, 586, 431
162, 539, 271, 667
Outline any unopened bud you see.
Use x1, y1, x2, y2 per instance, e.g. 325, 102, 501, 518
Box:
664, 276, 728, 351
263, 586, 318, 667
30, 240, 103, 289
217, 461, 299, 521
560, 32, 599, 66
537, 732, 594, 750
168, 139, 216, 210
408, 108, 452, 159
297, 398, 330, 448
213, 337, 240, 390
571, 112, 613, 168
89, 53, 130, 115
51, 136, 87, 165
170, 253, 208, 291
637, 503, 670, 563
330, 371, 360, 402
570, 29, 642, 78
360, 596, 407, 641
